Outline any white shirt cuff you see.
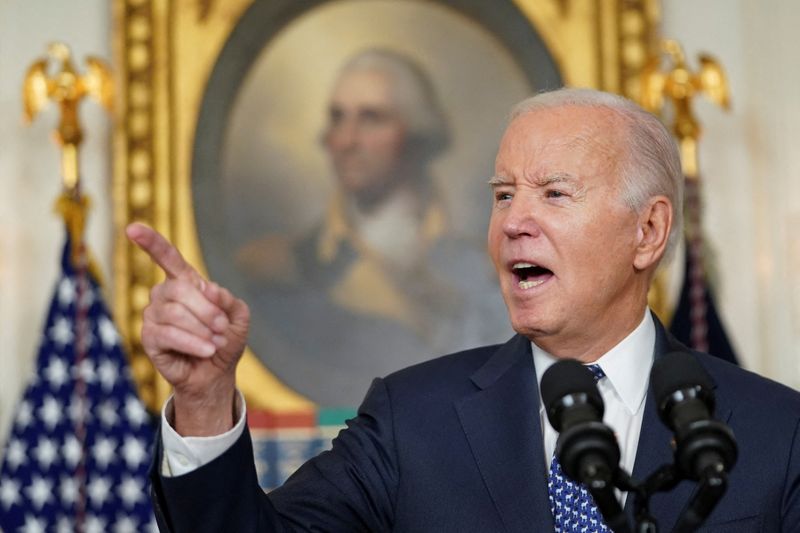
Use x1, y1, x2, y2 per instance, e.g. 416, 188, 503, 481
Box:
160, 390, 247, 477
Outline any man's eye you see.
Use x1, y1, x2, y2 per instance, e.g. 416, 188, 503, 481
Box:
546, 189, 567, 199
328, 108, 343, 124
360, 109, 389, 125
494, 192, 513, 203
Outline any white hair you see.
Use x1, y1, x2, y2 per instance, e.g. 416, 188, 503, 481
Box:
510, 87, 684, 263
337, 48, 450, 159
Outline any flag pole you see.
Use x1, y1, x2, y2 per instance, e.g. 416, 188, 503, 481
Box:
21, 43, 113, 532
639, 39, 732, 354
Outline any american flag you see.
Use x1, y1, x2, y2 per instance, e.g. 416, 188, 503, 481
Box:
0, 235, 156, 532
668, 177, 738, 365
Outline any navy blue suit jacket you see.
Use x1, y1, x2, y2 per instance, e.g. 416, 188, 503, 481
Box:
151, 318, 800, 531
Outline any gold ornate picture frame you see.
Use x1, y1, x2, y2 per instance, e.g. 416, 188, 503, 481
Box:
113, 0, 660, 413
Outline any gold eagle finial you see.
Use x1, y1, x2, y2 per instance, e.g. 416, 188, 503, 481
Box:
639, 39, 730, 178
22, 42, 113, 191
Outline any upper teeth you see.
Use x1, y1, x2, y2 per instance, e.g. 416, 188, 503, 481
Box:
513, 262, 536, 270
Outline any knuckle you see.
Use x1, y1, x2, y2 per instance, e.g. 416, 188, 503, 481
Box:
162, 301, 183, 323
142, 304, 156, 322
149, 283, 164, 302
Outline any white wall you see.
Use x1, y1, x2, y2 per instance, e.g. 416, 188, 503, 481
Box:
1, 0, 798, 448
663, 0, 800, 386
0, 0, 113, 443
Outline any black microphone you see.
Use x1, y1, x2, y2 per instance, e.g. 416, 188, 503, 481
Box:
541, 360, 629, 533
650, 351, 737, 481
651, 351, 738, 532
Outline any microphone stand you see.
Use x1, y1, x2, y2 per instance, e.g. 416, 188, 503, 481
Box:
672, 467, 728, 533
598, 460, 728, 533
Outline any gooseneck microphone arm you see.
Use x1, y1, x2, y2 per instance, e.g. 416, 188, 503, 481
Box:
672, 468, 728, 533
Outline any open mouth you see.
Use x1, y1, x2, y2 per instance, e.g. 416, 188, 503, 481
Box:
511, 262, 553, 289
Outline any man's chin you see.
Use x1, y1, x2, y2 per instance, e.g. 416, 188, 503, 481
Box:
510, 317, 551, 340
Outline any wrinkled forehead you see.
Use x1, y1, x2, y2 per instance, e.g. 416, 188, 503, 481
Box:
496, 106, 629, 180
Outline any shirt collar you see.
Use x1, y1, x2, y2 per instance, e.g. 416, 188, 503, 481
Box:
532, 309, 655, 415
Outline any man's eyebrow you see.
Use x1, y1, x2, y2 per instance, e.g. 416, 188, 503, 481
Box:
533, 173, 579, 186
487, 176, 509, 187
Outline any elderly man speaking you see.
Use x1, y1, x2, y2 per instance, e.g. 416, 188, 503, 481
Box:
128, 88, 800, 532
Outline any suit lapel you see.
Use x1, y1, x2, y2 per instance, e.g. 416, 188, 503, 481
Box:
626, 315, 733, 530
455, 335, 553, 532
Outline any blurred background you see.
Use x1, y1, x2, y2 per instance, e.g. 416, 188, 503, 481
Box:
1, 0, 798, 451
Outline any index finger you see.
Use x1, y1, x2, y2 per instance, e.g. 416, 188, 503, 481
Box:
126, 222, 194, 279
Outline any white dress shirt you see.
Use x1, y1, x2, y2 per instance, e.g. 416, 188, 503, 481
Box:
534, 309, 655, 504
162, 310, 655, 479
161, 391, 247, 476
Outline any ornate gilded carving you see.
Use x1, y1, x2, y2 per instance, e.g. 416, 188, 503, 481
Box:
114, 0, 160, 409
618, 0, 661, 99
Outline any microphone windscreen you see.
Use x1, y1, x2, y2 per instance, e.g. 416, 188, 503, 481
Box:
650, 351, 714, 407
540, 359, 603, 422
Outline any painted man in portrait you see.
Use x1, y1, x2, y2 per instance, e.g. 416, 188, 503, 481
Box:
234, 49, 511, 406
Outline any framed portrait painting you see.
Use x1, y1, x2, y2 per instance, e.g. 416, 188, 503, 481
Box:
114, 0, 660, 415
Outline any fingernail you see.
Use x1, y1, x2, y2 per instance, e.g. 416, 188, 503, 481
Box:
201, 342, 216, 357
199, 279, 207, 291
212, 334, 228, 348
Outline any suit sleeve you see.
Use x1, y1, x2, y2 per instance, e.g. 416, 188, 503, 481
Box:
781, 415, 800, 531
150, 377, 399, 532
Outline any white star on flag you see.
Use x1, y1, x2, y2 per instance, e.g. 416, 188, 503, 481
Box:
85, 513, 107, 533
21, 514, 47, 533
25, 476, 53, 510
121, 436, 148, 469
87, 475, 112, 507
48, 316, 74, 347
15, 399, 33, 429
97, 358, 119, 391
98, 316, 120, 348
113, 514, 138, 533
68, 393, 91, 425
0, 478, 21, 509
124, 395, 149, 428
5, 438, 27, 471
117, 475, 146, 507
92, 436, 117, 470
44, 355, 70, 389
39, 395, 63, 431
74, 358, 97, 384
59, 475, 79, 505
56, 515, 73, 533
62, 434, 82, 469
97, 398, 120, 428
33, 437, 59, 469
57, 276, 76, 307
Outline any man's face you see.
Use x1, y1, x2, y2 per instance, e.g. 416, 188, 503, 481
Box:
323, 69, 408, 201
487, 106, 647, 358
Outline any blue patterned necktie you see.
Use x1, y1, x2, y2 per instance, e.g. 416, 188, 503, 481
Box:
547, 364, 611, 532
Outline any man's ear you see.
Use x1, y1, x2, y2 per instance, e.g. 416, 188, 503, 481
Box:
633, 196, 672, 271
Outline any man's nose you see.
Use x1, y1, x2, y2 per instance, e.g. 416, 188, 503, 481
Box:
502, 196, 541, 239
327, 120, 359, 151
